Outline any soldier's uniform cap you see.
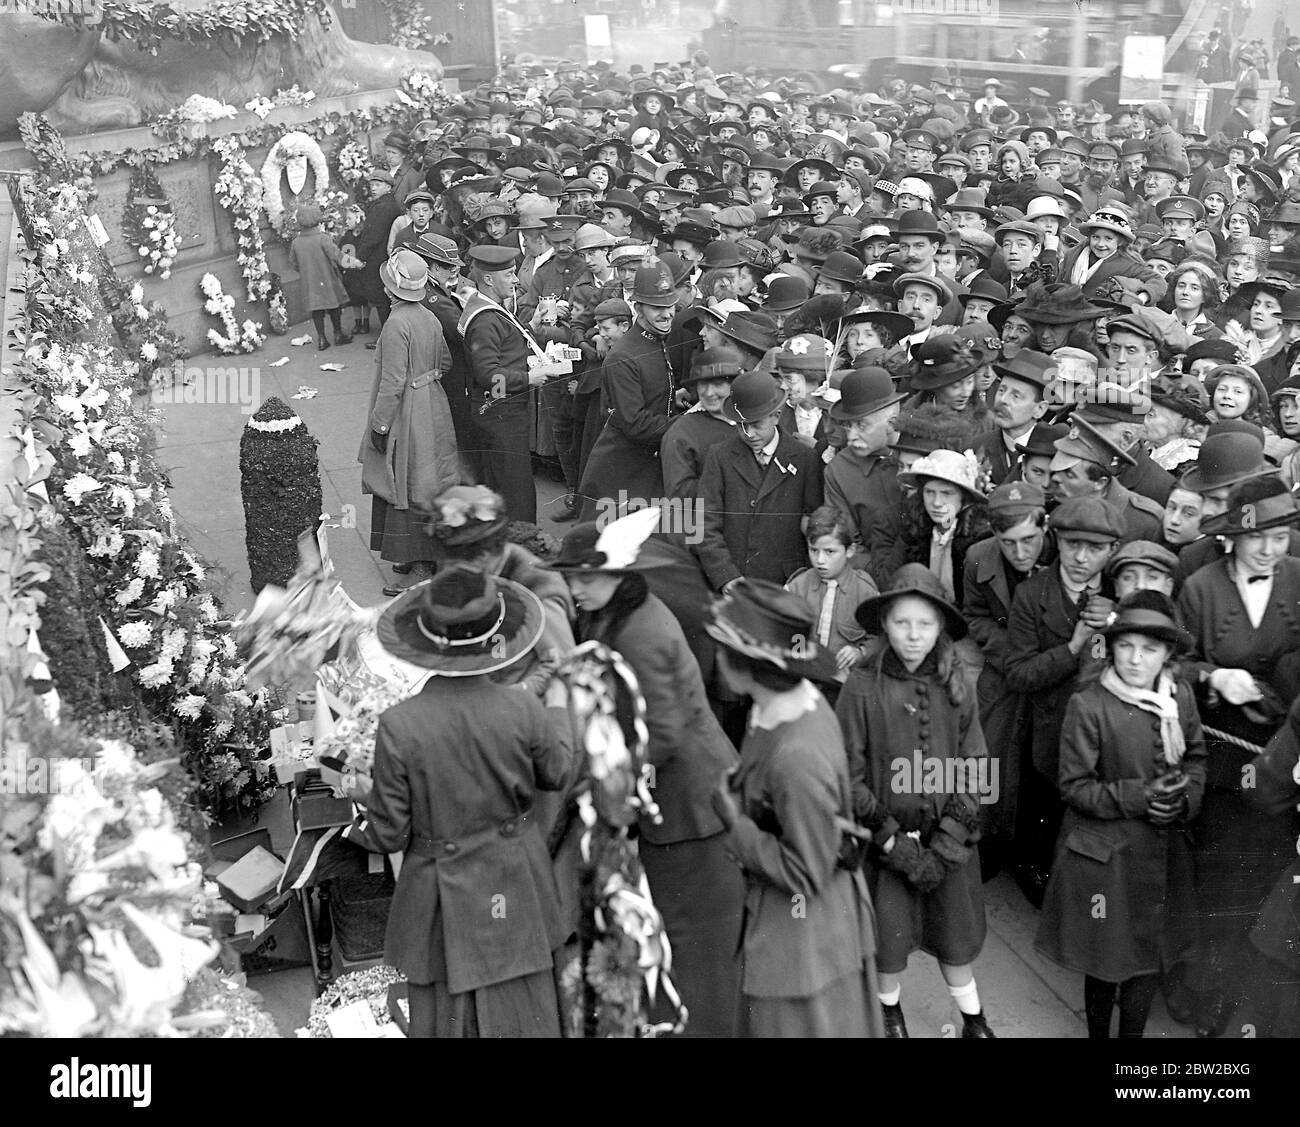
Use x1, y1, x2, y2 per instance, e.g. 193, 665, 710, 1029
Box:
545, 214, 586, 241
466, 245, 521, 271
1049, 496, 1128, 543
1050, 414, 1137, 473
987, 480, 1047, 516
1107, 540, 1178, 577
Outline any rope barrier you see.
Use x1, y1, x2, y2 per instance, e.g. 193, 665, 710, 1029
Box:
1201, 725, 1268, 757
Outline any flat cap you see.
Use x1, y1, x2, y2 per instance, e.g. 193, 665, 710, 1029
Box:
1049, 496, 1128, 543
1107, 540, 1178, 577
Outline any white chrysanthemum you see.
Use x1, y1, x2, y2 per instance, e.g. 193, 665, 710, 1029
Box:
61, 472, 102, 505
115, 577, 146, 607
151, 588, 179, 615
135, 548, 161, 579
117, 621, 153, 648
109, 484, 136, 518
138, 662, 174, 689
130, 283, 144, 303
173, 694, 206, 721
139, 341, 159, 362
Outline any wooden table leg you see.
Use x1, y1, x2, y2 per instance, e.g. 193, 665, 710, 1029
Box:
313, 880, 334, 993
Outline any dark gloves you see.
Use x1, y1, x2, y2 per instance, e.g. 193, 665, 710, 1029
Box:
881, 834, 948, 894
930, 829, 974, 873
370, 429, 388, 453
1146, 772, 1188, 827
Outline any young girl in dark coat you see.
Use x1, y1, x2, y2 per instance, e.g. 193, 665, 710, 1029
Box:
1035, 590, 1207, 1037
289, 204, 352, 350
836, 564, 995, 1038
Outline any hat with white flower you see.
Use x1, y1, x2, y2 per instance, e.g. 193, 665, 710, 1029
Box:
774, 333, 835, 373
423, 485, 510, 559
896, 448, 985, 504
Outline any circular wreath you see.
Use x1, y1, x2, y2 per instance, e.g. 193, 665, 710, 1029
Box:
261, 130, 330, 236
300, 965, 407, 1037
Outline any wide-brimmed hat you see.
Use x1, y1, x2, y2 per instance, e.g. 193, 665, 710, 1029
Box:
1015, 282, 1108, 325
908, 334, 986, 390
716, 310, 779, 355
723, 370, 786, 422
1080, 207, 1136, 242
1178, 431, 1269, 493
774, 333, 835, 373
1200, 476, 1300, 536
855, 562, 968, 641
705, 578, 840, 683
897, 448, 985, 504
1150, 374, 1210, 426
380, 249, 429, 301
828, 365, 906, 422
549, 508, 664, 574
1101, 589, 1192, 652
841, 308, 914, 344
377, 564, 544, 675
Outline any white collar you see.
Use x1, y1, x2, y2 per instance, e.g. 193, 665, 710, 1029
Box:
756, 429, 780, 460
531, 246, 554, 268
749, 680, 820, 730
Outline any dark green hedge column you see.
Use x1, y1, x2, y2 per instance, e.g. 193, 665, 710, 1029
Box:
240, 396, 323, 592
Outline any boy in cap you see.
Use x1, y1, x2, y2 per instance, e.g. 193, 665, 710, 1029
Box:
1106, 539, 1177, 599
1004, 495, 1126, 904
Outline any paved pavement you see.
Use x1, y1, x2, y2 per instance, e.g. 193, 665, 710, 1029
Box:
162, 327, 1205, 1038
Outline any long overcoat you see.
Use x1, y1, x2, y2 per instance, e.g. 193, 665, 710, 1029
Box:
358, 300, 461, 511
366, 678, 570, 989
1035, 679, 1206, 982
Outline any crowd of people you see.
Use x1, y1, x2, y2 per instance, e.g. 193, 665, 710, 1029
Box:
332, 52, 1300, 1039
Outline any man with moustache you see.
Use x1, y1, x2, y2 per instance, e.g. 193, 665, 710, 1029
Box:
1079, 141, 1127, 216
973, 350, 1056, 485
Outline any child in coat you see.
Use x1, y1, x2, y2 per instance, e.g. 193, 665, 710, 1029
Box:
1034, 590, 1206, 1038
836, 563, 995, 1038
289, 203, 352, 350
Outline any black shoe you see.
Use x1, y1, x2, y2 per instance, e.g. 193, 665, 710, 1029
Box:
319, 337, 331, 350
961, 1011, 996, 1038
336, 332, 353, 346
552, 494, 581, 523
365, 340, 379, 350
881, 1002, 908, 1038
357, 320, 370, 335
392, 562, 413, 574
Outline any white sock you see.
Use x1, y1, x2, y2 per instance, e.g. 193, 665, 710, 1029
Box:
878, 986, 901, 1007
949, 979, 981, 1016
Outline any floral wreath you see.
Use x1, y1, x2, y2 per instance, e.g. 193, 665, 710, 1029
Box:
261, 131, 330, 236
123, 163, 181, 279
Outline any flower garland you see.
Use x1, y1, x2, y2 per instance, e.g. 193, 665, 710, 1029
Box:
211, 136, 273, 305
123, 164, 182, 279
200, 273, 265, 354
158, 95, 239, 126
245, 84, 318, 120
260, 131, 330, 237
36, 0, 333, 53
381, 0, 434, 50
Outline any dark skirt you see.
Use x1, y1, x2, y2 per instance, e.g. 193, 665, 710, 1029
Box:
739, 966, 885, 1038
370, 497, 434, 565
406, 968, 561, 1038
639, 832, 745, 1037
869, 854, 987, 973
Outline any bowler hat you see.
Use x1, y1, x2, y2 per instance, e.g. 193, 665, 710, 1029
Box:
705, 578, 840, 683
959, 275, 1008, 307
819, 249, 865, 286
828, 366, 906, 422
1178, 432, 1268, 493
683, 346, 746, 387
896, 210, 944, 241
855, 562, 968, 640
722, 369, 785, 422
992, 349, 1056, 391
1022, 421, 1068, 459
765, 275, 811, 311
377, 564, 543, 675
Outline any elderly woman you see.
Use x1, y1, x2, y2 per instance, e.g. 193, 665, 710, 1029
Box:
1176, 476, 1300, 1037
551, 514, 744, 1037
709, 579, 883, 1037
1146, 375, 1210, 474
1162, 259, 1224, 341
1035, 591, 1207, 1038
368, 565, 570, 1037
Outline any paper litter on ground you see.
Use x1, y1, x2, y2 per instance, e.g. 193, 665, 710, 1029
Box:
268, 357, 290, 367
319, 363, 345, 372
291, 334, 313, 346
292, 386, 319, 399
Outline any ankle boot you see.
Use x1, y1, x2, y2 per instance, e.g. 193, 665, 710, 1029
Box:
961, 1011, 995, 1038
881, 1003, 908, 1038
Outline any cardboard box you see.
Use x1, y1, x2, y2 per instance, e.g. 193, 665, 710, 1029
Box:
216, 846, 285, 912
